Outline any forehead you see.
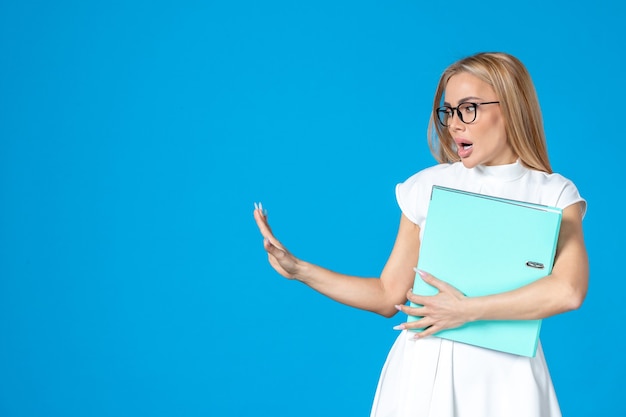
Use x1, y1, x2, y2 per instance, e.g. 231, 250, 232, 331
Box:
444, 72, 497, 104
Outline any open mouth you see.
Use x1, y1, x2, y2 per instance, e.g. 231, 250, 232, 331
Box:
455, 140, 473, 150
455, 139, 473, 158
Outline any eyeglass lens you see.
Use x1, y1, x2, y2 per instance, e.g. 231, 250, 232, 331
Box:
437, 103, 478, 126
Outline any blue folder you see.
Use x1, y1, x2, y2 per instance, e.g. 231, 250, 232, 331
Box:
408, 185, 562, 357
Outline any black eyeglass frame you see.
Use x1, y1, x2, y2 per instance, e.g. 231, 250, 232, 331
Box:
436, 101, 500, 127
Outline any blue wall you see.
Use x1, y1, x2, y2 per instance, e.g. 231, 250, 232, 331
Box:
1, 1, 623, 416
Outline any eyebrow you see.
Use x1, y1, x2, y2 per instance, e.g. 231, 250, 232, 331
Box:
443, 96, 483, 106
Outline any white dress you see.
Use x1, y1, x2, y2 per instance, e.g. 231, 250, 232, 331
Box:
370, 160, 586, 417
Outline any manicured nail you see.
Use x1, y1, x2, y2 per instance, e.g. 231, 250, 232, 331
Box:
254, 202, 259, 210
393, 324, 405, 331
412, 267, 426, 276
394, 304, 403, 311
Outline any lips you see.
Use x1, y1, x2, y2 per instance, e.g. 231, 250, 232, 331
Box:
455, 138, 473, 159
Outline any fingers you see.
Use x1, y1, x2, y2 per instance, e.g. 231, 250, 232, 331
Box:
391, 314, 441, 339
254, 202, 289, 252
405, 288, 432, 310
263, 237, 285, 257
253, 202, 267, 217
394, 274, 466, 338
395, 300, 427, 323
417, 325, 442, 339
253, 202, 269, 227
252, 202, 299, 279
414, 269, 464, 297
391, 309, 441, 338
253, 201, 276, 239
414, 268, 446, 290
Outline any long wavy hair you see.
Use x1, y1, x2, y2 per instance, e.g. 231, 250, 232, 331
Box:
427, 52, 552, 173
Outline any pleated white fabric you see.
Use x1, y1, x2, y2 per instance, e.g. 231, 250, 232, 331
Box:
370, 331, 562, 417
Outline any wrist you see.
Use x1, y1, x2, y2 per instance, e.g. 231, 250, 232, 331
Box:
463, 296, 483, 323
293, 259, 312, 282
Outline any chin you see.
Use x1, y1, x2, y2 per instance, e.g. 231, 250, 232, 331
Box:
460, 158, 479, 169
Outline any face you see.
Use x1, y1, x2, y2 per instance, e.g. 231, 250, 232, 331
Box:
443, 72, 516, 168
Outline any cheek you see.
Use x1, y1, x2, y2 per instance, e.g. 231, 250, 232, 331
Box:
483, 114, 507, 142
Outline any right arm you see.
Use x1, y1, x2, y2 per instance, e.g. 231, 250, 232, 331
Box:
253, 204, 420, 318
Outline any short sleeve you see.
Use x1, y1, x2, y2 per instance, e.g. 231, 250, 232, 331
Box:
556, 178, 587, 219
395, 171, 432, 228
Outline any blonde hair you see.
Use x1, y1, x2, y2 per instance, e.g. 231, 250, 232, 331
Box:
428, 52, 552, 173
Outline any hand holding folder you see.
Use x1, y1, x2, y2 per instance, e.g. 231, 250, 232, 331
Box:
408, 186, 562, 357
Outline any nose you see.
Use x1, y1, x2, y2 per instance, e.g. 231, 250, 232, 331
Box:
448, 111, 465, 131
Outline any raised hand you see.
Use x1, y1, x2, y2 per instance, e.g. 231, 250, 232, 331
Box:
253, 202, 301, 279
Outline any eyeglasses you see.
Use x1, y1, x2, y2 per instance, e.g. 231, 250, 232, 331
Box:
436, 101, 500, 127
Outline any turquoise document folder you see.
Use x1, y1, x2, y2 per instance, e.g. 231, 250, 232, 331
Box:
408, 186, 563, 357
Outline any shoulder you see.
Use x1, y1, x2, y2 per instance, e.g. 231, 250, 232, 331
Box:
395, 163, 463, 226
525, 170, 581, 198
525, 169, 587, 216
526, 169, 573, 186
396, 163, 453, 199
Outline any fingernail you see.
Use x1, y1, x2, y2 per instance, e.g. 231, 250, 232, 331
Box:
416, 269, 427, 277
393, 324, 405, 331
254, 202, 259, 210
394, 304, 403, 311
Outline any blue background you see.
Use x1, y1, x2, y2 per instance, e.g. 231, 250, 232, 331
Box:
1, 1, 624, 416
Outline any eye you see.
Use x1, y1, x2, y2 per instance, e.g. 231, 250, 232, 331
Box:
460, 103, 477, 114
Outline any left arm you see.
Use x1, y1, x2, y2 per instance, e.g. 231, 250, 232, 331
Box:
397, 202, 589, 337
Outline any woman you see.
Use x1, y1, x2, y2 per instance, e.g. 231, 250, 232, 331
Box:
253, 52, 588, 417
